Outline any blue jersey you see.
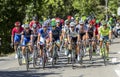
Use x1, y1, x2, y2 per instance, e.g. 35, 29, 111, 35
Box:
38, 28, 51, 39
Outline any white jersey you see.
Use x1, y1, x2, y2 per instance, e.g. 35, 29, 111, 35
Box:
68, 28, 78, 38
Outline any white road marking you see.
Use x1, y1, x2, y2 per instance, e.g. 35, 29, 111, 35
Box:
115, 70, 120, 77
118, 52, 120, 54
111, 58, 117, 63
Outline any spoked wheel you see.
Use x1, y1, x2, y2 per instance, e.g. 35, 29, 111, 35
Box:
79, 49, 84, 65
103, 48, 107, 66
42, 53, 47, 69
25, 48, 30, 71
33, 50, 38, 68
17, 47, 22, 66
71, 50, 75, 69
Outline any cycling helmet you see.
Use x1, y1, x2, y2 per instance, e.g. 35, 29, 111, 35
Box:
51, 22, 56, 27
32, 24, 37, 28
65, 20, 70, 25
56, 19, 60, 23
15, 21, 21, 26
51, 18, 56, 22
60, 19, 64, 24
96, 20, 99, 24
67, 15, 72, 20
42, 22, 48, 27
79, 20, 84, 24
102, 21, 107, 26
70, 22, 76, 27
32, 16, 38, 21
24, 24, 29, 28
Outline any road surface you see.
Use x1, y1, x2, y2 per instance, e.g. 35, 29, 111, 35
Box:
0, 38, 120, 77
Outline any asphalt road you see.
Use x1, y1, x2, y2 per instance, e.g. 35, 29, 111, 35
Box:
0, 38, 120, 77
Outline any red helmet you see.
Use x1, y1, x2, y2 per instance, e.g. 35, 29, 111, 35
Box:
15, 21, 21, 26
67, 15, 72, 20
60, 19, 64, 24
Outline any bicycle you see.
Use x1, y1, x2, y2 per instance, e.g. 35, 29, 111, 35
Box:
42, 42, 48, 69
100, 38, 109, 65
52, 41, 59, 67
16, 45, 23, 66
24, 45, 32, 71
86, 39, 95, 63
78, 40, 85, 65
33, 43, 39, 68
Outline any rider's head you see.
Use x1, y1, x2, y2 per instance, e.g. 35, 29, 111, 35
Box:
51, 22, 56, 30
75, 17, 79, 24
32, 23, 37, 30
102, 21, 107, 29
24, 24, 30, 31
65, 20, 70, 26
79, 20, 84, 26
56, 19, 60, 26
70, 22, 76, 30
42, 22, 48, 31
15, 21, 21, 29
32, 16, 38, 21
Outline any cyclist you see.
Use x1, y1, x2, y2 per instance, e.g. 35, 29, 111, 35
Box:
29, 16, 41, 29
86, 20, 96, 53
99, 21, 112, 60
21, 24, 33, 63
37, 22, 52, 64
31, 24, 38, 45
67, 22, 80, 61
76, 20, 87, 40
61, 20, 71, 55
50, 22, 61, 61
11, 21, 24, 58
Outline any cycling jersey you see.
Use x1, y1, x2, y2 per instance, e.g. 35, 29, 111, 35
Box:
86, 26, 95, 38
95, 23, 100, 35
52, 27, 61, 41
38, 28, 52, 44
29, 20, 41, 29
21, 29, 33, 45
99, 26, 111, 36
68, 28, 78, 43
76, 25, 87, 40
12, 27, 24, 43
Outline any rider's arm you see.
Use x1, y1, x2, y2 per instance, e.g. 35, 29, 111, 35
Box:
20, 31, 24, 44
11, 28, 15, 43
109, 29, 112, 40
93, 27, 96, 39
49, 31, 52, 42
37, 33, 40, 45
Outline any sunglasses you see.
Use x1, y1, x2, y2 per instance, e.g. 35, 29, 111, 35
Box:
71, 27, 74, 28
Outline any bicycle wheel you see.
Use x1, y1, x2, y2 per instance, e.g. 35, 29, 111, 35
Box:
101, 43, 107, 66
71, 49, 75, 68
52, 45, 56, 66
33, 46, 38, 68
25, 47, 29, 71
79, 49, 83, 65
17, 46, 22, 66
42, 48, 47, 69
89, 45, 93, 61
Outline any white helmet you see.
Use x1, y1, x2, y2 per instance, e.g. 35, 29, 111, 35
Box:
70, 22, 76, 27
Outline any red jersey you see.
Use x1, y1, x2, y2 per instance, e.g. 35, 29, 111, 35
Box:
95, 23, 100, 35
29, 20, 41, 29
12, 27, 24, 36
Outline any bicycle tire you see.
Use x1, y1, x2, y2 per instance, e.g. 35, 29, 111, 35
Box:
33, 47, 38, 68
25, 47, 29, 71
17, 47, 22, 66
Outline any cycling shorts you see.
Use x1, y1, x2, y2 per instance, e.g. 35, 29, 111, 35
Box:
22, 37, 30, 46
100, 35, 109, 41
14, 34, 21, 43
79, 32, 86, 40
